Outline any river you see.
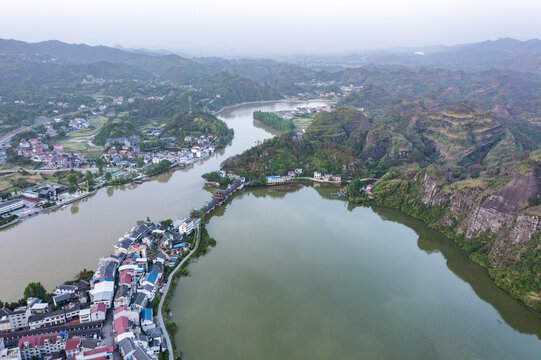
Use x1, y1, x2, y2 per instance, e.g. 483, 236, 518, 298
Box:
0, 100, 324, 301
2, 101, 541, 359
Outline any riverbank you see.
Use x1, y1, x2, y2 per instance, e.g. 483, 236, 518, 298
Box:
350, 182, 541, 312
211, 98, 333, 115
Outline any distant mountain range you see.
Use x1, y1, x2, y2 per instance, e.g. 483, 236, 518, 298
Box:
286, 38, 541, 73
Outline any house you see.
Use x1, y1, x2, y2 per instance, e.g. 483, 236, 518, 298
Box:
113, 306, 139, 324
132, 347, 154, 360
90, 303, 106, 322
127, 244, 147, 259
65, 337, 81, 358
78, 309, 91, 323
0, 347, 20, 360
140, 308, 154, 331
53, 284, 78, 296
118, 338, 137, 359
114, 316, 129, 335
29, 302, 49, 314
65, 305, 82, 321
6, 307, 29, 331
114, 316, 134, 343
154, 253, 169, 265
75, 346, 114, 360
133, 334, 149, 350
53, 293, 72, 307
131, 293, 148, 311
114, 285, 132, 308
138, 284, 156, 301
265, 175, 291, 185
178, 217, 199, 235
145, 327, 163, 354
89, 281, 115, 309
17, 334, 69, 360
126, 223, 155, 242
313, 171, 322, 179
0, 309, 13, 333
119, 271, 132, 286
141, 271, 159, 288
28, 309, 66, 330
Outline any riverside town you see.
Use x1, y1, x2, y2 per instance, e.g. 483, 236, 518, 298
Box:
2, 3, 541, 359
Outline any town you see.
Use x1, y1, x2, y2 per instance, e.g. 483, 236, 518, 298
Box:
0, 128, 220, 228
0, 172, 246, 360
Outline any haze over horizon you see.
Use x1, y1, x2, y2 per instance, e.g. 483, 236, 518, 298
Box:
1, 0, 540, 57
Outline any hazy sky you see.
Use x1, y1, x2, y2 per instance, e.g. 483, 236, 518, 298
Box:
0, 0, 539, 56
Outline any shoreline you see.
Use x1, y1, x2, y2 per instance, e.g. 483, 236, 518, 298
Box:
0, 98, 328, 232
212, 98, 333, 115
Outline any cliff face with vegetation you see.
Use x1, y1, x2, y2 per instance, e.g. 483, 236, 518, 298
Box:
361, 153, 541, 309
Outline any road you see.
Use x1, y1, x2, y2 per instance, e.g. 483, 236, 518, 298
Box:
157, 226, 200, 360
0, 110, 85, 146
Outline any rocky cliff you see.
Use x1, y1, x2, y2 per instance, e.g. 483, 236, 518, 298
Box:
366, 155, 541, 309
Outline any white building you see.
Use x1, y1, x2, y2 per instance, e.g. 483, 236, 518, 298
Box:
178, 218, 200, 235
89, 281, 115, 309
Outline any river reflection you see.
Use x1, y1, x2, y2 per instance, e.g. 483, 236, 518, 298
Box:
174, 184, 541, 360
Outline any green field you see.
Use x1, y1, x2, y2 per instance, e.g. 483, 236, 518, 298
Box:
58, 139, 102, 154
293, 116, 314, 130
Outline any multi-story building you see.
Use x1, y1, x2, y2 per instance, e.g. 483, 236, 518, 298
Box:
18, 334, 69, 360
28, 309, 66, 330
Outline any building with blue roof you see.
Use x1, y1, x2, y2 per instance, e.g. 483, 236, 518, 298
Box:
142, 270, 159, 287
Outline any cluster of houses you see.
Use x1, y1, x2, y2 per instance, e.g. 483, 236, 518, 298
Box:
274, 106, 331, 120
0, 214, 203, 360
265, 169, 303, 186
16, 139, 85, 169
0, 170, 249, 360
104, 144, 214, 170
313, 171, 342, 183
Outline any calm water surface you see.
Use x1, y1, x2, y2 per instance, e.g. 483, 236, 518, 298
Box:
172, 184, 541, 359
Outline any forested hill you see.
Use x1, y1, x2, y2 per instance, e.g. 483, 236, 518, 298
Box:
221, 100, 541, 311
0, 38, 279, 106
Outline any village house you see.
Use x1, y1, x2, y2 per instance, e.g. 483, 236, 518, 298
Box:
178, 217, 199, 235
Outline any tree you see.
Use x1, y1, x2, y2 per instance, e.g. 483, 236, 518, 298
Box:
68, 185, 77, 194
160, 219, 173, 228
136, 157, 144, 168
104, 172, 112, 181
85, 171, 95, 186
67, 173, 79, 186
24, 282, 47, 300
